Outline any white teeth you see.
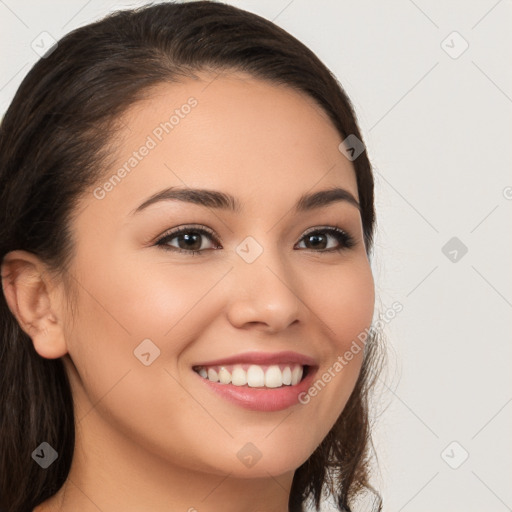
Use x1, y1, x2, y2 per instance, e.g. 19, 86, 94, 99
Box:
265, 365, 283, 388
218, 367, 231, 384
291, 366, 303, 386
282, 366, 292, 385
196, 363, 306, 388
231, 365, 247, 386
247, 365, 265, 387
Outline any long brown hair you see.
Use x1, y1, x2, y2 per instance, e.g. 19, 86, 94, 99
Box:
0, 2, 384, 511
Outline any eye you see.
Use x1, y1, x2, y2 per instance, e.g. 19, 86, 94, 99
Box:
295, 226, 355, 252
155, 225, 220, 256
154, 224, 356, 255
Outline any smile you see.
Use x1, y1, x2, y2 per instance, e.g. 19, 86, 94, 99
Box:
191, 351, 318, 412
193, 363, 307, 388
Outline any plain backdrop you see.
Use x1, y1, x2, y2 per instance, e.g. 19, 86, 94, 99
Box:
1, 1, 511, 511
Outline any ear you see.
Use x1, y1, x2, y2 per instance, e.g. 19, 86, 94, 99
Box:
1, 250, 68, 359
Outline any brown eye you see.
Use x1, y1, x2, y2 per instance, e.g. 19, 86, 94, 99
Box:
154, 225, 355, 256
296, 227, 355, 252
155, 226, 219, 255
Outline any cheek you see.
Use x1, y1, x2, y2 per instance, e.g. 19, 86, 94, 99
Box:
316, 257, 375, 348
70, 245, 221, 348
296, 258, 375, 437
64, 248, 229, 416
63, 255, 230, 469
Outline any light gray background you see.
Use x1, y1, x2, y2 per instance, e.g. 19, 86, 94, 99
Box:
1, 1, 511, 511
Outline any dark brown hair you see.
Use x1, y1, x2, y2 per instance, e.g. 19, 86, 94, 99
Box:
0, 2, 384, 511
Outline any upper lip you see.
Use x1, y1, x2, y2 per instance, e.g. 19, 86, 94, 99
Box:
192, 350, 317, 368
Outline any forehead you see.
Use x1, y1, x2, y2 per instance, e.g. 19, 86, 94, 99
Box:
85, 71, 359, 219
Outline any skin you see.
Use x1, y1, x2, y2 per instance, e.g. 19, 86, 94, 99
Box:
2, 71, 375, 512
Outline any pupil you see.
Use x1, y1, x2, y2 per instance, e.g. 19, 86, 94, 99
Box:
308, 234, 325, 249
180, 233, 200, 250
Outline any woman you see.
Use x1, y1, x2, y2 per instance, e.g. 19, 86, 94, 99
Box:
0, 2, 385, 511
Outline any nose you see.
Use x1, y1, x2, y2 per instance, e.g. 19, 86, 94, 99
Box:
225, 243, 302, 333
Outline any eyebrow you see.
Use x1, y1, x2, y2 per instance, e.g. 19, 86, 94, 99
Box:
131, 186, 361, 215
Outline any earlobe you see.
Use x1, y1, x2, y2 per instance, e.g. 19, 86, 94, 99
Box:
1, 250, 68, 359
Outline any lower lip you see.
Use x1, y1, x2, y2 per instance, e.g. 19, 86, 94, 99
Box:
193, 367, 318, 412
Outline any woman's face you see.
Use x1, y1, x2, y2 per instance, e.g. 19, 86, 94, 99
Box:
62, 71, 375, 478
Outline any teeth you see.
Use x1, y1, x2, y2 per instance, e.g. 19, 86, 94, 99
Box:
195, 363, 306, 388
291, 365, 303, 385
231, 366, 247, 386
265, 365, 283, 388
247, 365, 265, 387
218, 367, 231, 384
207, 368, 218, 382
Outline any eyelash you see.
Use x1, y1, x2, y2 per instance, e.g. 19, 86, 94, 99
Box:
154, 224, 356, 256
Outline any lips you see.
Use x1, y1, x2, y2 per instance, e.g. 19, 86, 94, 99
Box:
192, 350, 317, 368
